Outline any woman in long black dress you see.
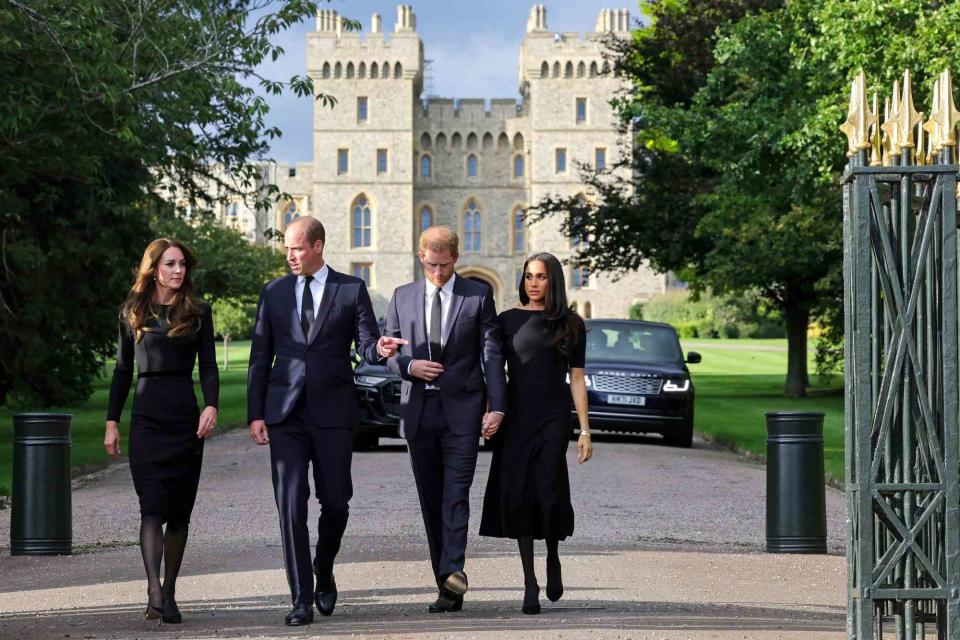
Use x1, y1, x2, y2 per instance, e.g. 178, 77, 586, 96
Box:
480, 252, 593, 614
104, 238, 218, 624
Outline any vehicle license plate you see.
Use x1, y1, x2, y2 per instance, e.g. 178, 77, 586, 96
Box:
607, 394, 645, 406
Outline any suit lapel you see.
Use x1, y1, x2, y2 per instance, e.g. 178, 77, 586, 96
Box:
413, 279, 428, 357
442, 275, 466, 348
308, 268, 339, 345
281, 275, 305, 344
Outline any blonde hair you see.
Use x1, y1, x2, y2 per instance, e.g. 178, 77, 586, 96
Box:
418, 226, 459, 257
121, 238, 203, 342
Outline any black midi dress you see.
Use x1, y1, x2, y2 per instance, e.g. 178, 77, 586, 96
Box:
479, 308, 586, 540
106, 304, 218, 523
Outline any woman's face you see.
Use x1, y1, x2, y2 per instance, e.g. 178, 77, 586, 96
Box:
524, 259, 549, 304
155, 246, 187, 292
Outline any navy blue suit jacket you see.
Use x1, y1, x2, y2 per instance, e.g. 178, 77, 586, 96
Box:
247, 268, 381, 427
384, 275, 507, 439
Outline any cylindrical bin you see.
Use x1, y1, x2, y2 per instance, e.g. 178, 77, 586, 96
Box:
765, 411, 826, 553
11, 413, 73, 555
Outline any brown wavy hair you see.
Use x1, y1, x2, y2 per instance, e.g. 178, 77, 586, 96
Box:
518, 252, 585, 356
121, 238, 203, 342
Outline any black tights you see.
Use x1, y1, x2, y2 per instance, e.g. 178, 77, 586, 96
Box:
517, 536, 560, 585
139, 515, 190, 607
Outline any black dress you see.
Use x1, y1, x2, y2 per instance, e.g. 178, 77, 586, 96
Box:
106, 304, 218, 523
479, 308, 586, 540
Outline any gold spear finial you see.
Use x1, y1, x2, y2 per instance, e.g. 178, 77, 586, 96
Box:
840, 71, 873, 153
935, 69, 960, 147
915, 114, 926, 165
924, 77, 942, 162
897, 70, 923, 149
870, 93, 883, 166
882, 79, 902, 158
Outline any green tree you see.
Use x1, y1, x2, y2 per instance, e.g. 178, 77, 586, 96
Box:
212, 298, 255, 370
0, 0, 338, 405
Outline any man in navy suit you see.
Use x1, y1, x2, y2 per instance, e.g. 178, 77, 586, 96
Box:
248, 216, 404, 626
384, 226, 507, 612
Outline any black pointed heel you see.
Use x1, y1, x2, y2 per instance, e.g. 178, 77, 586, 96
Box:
144, 604, 163, 626
546, 555, 563, 602
162, 598, 182, 624
522, 580, 541, 615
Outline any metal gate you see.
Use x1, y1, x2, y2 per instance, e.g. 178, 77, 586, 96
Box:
842, 69, 960, 639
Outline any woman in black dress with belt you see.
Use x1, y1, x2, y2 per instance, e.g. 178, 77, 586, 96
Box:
104, 238, 218, 624
480, 252, 593, 614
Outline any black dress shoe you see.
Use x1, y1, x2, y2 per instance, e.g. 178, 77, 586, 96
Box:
284, 603, 314, 626
161, 598, 182, 624
315, 574, 337, 616
442, 570, 468, 596
546, 555, 563, 602
428, 592, 463, 613
522, 580, 541, 615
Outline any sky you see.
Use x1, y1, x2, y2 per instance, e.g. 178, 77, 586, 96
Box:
254, 1, 638, 163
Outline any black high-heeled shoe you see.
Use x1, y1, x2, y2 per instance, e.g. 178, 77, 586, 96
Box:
144, 604, 163, 625
162, 598, 182, 624
546, 555, 563, 602
522, 580, 541, 615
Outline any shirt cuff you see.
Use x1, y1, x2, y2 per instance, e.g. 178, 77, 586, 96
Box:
491, 410, 505, 417
407, 360, 415, 376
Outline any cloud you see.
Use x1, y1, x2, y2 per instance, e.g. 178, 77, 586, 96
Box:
425, 31, 522, 101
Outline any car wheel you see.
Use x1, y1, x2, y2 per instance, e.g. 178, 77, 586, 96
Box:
352, 433, 378, 451
665, 422, 693, 448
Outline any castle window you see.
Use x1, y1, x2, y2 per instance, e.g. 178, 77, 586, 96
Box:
337, 149, 349, 175
357, 97, 368, 123
498, 132, 510, 150
420, 154, 432, 178
513, 133, 525, 150
482, 132, 494, 150
226, 201, 240, 220
382, 62, 391, 78
572, 267, 590, 289
288, 167, 297, 177
513, 154, 524, 178
377, 148, 388, 175
351, 195, 372, 248
467, 154, 478, 178
595, 148, 606, 171
576, 98, 587, 124
602, 60, 611, 75
565, 62, 574, 78
358, 62, 366, 79
283, 200, 300, 229
589, 61, 598, 77
335, 62, 342, 78
463, 201, 481, 253
540, 61, 549, 78
467, 132, 478, 150
583, 301, 593, 318
351, 262, 372, 287
452, 132, 462, 148
555, 148, 567, 174
577, 61, 586, 78
420, 132, 432, 150
346, 62, 355, 79
512, 208, 525, 254
322, 62, 331, 79
419, 205, 433, 233
371, 62, 379, 78
394, 62, 402, 78
552, 61, 561, 78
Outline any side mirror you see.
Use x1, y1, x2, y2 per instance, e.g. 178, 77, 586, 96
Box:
686, 351, 702, 364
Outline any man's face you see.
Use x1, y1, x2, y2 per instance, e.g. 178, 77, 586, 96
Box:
284, 227, 324, 275
419, 247, 457, 288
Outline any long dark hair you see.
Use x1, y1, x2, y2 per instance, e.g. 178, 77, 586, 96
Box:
518, 252, 585, 356
121, 238, 203, 342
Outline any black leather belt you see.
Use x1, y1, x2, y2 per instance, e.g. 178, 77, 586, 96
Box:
138, 370, 193, 379
422, 388, 441, 397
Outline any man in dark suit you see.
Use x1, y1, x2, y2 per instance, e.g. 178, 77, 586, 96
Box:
248, 216, 404, 626
383, 226, 507, 612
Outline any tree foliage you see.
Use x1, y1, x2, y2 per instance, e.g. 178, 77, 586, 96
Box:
211, 297, 256, 370
0, 0, 329, 406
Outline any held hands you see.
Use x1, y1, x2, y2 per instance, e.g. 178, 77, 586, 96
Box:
481, 412, 503, 440
104, 421, 121, 459
410, 359, 444, 382
197, 406, 217, 439
377, 336, 409, 358
249, 419, 270, 445
577, 431, 593, 464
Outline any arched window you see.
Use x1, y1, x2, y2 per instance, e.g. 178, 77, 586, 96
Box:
419, 205, 433, 234
394, 62, 403, 78
498, 132, 510, 150
435, 132, 447, 149
463, 201, 481, 253
513, 132, 525, 150
589, 61, 598, 77
335, 62, 342, 78
482, 132, 494, 150
351, 195, 372, 248
358, 62, 366, 78
420, 132, 432, 150
370, 62, 379, 78
552, 61, 561, 78
466, 132, 478, 150
602, 60, 611, 75
565, 61, 574, 78
467, 154, 478, 177
577, 61, 585, 78
283, 201, 300, 229
513, 154, 524, 178
541, 61, 549, 78
346, 62, 355, 78
420, 154, 432, 178
322, 62, 331, 79
583, 301, 593, 318
382, 62, 390, 78
451, 132, 462, 148
512, 208, 525, 254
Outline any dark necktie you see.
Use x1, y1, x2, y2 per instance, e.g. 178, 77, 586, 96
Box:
429, 286, 442, 362
301, 275, 315, 339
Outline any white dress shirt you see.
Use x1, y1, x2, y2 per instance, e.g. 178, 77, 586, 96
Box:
296, 263, 328, 322
425, 273, 457, 352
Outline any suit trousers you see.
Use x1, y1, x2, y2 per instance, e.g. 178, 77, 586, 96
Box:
408, 393, 480, 584
269, 394, 353, 606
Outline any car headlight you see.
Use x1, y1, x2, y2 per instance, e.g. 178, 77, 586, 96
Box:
354, 375, 388, 387
663, 379, 690, 392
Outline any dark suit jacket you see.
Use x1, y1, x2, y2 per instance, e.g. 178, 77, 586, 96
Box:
247, 268, 381, 427
384, 275, 507, 439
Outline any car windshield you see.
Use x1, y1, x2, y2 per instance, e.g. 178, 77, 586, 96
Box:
585, 322, 683, 364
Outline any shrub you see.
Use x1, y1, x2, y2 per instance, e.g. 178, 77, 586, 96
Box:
640, 289, 784, 339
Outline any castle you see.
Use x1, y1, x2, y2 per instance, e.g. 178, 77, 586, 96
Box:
228, 4, 667, 318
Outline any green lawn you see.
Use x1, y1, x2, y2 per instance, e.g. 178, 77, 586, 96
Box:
0, 337, 845, 496
682, 338, 844, 483
0, 340, 253, 497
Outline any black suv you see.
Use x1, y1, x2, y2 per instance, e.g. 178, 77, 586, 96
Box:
352, 359, 402, 449
580, 319, 700, 447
